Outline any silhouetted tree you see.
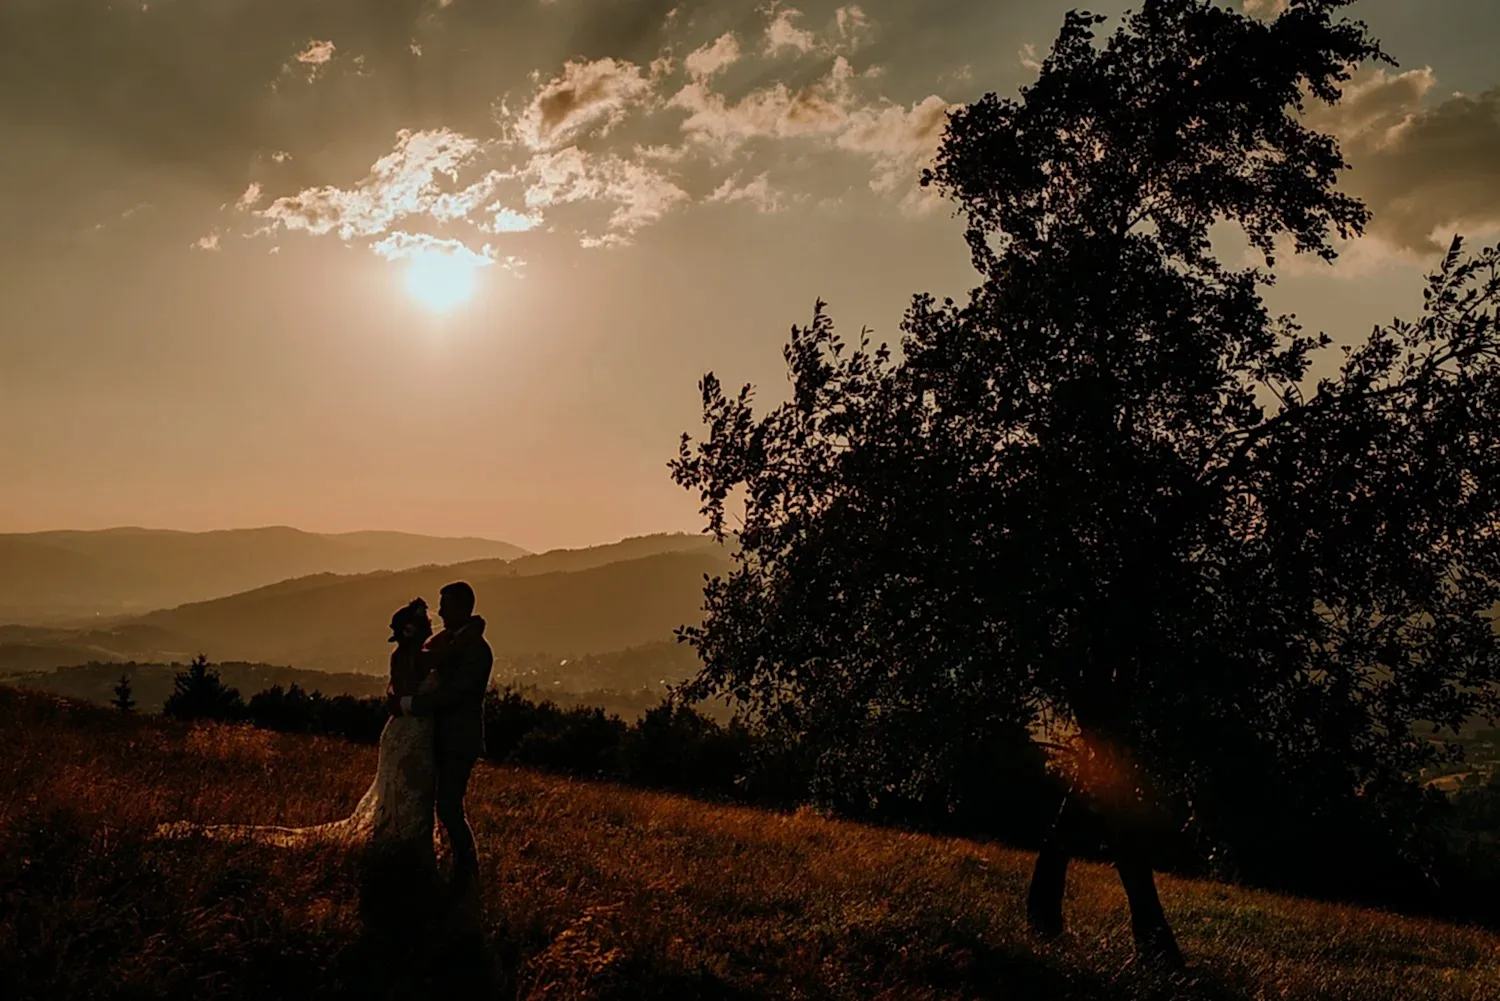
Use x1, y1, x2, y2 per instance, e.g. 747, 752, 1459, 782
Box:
110, 673, 136, 714
163, 654, 245, 722
673, 0, 1500, 964
246, 683, 315, 733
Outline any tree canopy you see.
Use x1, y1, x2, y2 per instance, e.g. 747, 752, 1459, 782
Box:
673, 0, 1500, 964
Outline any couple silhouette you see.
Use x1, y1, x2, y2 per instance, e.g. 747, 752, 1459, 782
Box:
154, 581, 495, 900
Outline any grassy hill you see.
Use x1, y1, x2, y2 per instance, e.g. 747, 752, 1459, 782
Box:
0, 526, 528, 622
5, 688, 1498, 1001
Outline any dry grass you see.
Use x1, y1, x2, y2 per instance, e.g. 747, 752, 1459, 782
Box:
3, 686, 1497, 1000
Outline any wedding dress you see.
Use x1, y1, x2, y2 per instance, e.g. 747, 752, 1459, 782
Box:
151, 670, 440, 861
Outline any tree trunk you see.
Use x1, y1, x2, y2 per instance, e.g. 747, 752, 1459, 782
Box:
1110, 819, 1184, 967
1026, 792, 1083, 938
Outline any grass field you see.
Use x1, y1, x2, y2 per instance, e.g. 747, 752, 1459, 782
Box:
3, 686, 1497, 1000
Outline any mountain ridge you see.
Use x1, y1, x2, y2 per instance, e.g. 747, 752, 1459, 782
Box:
0, 526, 530, 622
0, 532, 728, 676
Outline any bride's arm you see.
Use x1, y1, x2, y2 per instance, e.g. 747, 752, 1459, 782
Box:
408, 641, 492, 716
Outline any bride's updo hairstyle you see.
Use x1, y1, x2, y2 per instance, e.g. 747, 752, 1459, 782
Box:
388, 598, 433, 644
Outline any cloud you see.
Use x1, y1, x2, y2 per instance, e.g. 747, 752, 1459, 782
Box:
837, 94, 955, 211
834, 5, 873, 50
371, 231, 495, 266
684, 33, 741, 80
580, 232, 633, 250
762, 3, 871, 59
521, 146, 689, 244
487, 207, 544, 233
1019, 43, 1042, 74
371, 231, 524, 281
670, 56, 859, 149
258, 128, 484, 240
193, 232, 221, 252
430, 170, 512, 223
764, 5, 817, 56
294, 40, 336, 65
1309, 69, 1500, 254
513, 57, 655, 150
523, 146, 608, 210
1242, 0, 1288, 18
370, 231, 501, 269
235, 182, 263, 211
707, 172, 785, 212
663, 44, 952, 207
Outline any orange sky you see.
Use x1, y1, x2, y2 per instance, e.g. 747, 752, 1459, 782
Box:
1, 0, 1497, 551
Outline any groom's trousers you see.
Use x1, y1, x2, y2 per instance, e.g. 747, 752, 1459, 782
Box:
435, 752, 479, 889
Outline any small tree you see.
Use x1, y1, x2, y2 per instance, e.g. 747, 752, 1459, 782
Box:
674, 0, 1500, 965
163, 654, 245, 722
110, 673, 136, 714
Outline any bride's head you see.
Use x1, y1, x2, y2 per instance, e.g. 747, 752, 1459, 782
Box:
388, 598, 433, 647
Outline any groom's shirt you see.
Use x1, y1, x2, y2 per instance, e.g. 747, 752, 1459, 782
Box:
409, 622, 493, 760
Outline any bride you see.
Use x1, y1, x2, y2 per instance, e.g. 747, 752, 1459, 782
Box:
152, 598, 472, 865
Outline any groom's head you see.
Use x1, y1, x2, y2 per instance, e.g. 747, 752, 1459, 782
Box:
438, 581, 476, 629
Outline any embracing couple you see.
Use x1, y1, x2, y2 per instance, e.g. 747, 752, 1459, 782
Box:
153, 581, 494, 898
377, 581, 494, 894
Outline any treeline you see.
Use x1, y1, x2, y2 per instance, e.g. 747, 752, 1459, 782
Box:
143, 656, 1060, 847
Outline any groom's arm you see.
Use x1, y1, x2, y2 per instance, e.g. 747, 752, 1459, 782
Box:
407, 643, 492, 716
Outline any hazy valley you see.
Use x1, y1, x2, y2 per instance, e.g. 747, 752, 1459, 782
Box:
0, 529, 726, 706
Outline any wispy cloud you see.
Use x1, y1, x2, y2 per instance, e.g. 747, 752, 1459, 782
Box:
371, 231, 497, 267
235, 183, 262, 211
521, 147, 688, 246
838, 94, 955, 212
487, 207, 544, 233
512, 58, 656, 150
764, 5, 817, 57
670, 57, 859, 149
685, 33, 742, 80
708, 172, 785, 213
834, 5, 873, 51
258, 129, 483, 240
295, 40, 336, 65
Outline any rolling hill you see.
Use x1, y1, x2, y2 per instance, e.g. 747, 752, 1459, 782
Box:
0, 532, 727, 677
125, 546, 728, 673
0, 526, 528, 622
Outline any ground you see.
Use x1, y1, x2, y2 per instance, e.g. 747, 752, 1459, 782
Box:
3, 687, 1496, 1000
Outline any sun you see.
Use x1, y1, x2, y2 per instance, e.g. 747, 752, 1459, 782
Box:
402, 249, 483, 314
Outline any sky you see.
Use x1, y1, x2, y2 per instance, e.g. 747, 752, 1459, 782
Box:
0, 0, 1497, 552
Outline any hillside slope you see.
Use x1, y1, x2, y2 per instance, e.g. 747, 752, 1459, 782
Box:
4, 687, 1497, 1000
0, 526, 528, 621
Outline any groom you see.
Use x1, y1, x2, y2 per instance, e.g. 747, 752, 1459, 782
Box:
394, 580, 493, 894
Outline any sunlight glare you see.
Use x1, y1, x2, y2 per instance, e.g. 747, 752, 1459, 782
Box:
402, 249, 483, 314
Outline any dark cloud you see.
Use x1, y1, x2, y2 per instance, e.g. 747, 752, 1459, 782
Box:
1311, 69, 1500, 253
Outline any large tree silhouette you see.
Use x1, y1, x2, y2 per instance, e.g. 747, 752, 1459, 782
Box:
673, 0, 1500, 965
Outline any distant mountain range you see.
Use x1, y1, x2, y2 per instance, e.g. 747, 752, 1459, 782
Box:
0, 527, 529, 622
0, 532, 729, 678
